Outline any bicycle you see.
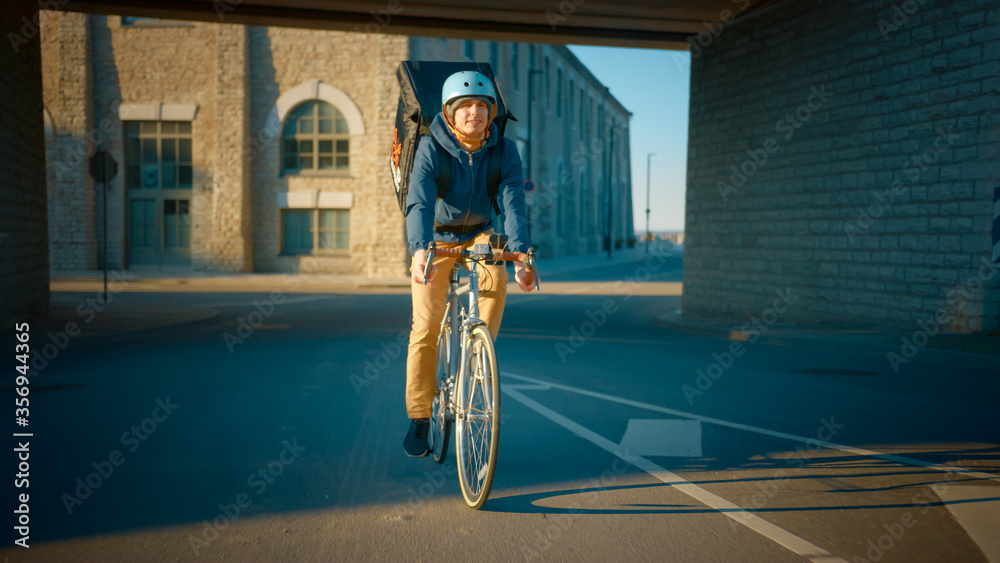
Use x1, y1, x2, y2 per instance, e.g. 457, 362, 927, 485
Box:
422, 235, 539, 509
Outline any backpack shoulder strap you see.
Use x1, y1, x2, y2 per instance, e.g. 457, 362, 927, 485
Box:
431, 136, 450, 200
486, 138, 504, 215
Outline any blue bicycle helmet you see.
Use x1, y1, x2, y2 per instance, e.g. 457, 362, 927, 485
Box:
441, 70, 496, 108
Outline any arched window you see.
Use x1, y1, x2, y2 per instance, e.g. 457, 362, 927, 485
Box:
282, 100, 349, 174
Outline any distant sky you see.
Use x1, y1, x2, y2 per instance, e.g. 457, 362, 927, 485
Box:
567, 45, 690, 233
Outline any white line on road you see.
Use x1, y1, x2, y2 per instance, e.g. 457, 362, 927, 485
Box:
502, 385, 848, 563
502, 371, 1000, 483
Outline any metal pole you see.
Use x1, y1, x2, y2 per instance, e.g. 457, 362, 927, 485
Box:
645, 152, 655, 254
526, 53, 543, 248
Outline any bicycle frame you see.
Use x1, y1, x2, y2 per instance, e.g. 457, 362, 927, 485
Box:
439, 257, 489, 422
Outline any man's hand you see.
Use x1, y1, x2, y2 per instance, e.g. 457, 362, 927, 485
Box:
411, 248, 437, 285
513, 261, 537, 292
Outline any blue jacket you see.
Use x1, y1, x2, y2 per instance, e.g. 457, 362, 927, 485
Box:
405, 113, 529, 255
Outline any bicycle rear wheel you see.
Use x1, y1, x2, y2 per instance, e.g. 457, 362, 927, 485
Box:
455, 324, 500, 509
430, 323, 453, 464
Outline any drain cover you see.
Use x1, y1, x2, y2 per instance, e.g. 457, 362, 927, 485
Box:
790, 368, 879, 376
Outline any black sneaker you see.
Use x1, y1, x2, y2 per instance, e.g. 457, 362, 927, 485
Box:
404, 418, 430, 458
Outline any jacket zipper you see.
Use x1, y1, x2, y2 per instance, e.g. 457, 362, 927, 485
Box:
458, 150, 476, 230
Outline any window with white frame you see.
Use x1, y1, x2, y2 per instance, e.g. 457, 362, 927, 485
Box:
281, 208, 350, 255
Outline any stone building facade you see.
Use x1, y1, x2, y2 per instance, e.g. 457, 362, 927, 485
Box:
683, 0, 999, 332
39, 13, 634, 278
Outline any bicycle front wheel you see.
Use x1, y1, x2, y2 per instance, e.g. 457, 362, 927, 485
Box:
455, 324, 500, 509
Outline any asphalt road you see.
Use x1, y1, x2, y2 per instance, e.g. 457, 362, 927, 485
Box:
4, 253, 999, 562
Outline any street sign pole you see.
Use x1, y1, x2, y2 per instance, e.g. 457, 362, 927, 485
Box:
89, 150, 118, 302
645, 153, 655, 254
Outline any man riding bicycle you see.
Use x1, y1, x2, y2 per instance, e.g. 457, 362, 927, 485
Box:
403, 70, 535, 457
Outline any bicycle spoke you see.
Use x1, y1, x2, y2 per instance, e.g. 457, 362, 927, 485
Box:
456, 326, 499, 507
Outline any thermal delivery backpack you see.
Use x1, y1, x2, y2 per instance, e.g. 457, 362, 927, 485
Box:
390, 60, 515, 216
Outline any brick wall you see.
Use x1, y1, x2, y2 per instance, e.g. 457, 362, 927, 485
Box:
41, 20, 633, 277
683, 0, 1000, 332
212, 24, 253, 272
41, 11, 95, 271
1, 1, 49, 328
247, 27, 411, 277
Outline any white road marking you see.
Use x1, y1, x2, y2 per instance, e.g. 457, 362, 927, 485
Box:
619, 419, 703, 457
502, 371, 1000, 483
936, 486, 1000, 563
502, 386, 848, 563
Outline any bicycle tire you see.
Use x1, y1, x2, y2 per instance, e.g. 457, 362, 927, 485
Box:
455, 324, 500, 509
430, 323, 453, 464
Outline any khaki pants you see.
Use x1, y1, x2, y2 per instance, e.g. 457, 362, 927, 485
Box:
406, 230, 508, 418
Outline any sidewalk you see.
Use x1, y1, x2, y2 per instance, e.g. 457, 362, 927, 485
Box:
49, 242, 682, 292
532, 241, 682, 276
656, 310, 1000, 357
42, 243, 681, 339
48, 244, 998, 359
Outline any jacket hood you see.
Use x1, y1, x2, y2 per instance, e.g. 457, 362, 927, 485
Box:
429, 113, 498, 159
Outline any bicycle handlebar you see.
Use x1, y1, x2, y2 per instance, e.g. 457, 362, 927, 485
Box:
423, 242, 540, 291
